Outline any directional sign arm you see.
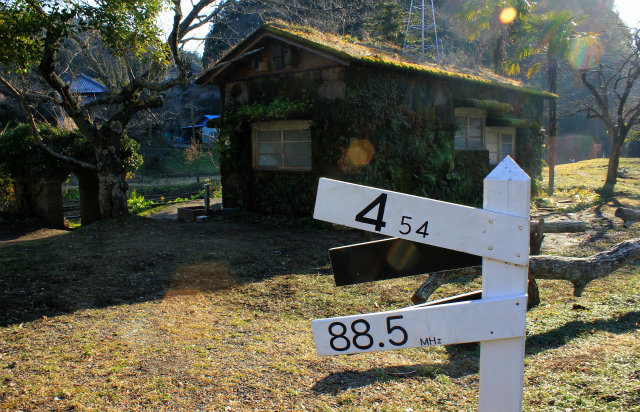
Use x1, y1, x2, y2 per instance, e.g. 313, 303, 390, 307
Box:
312, 294, 527, 356
329, 238, 482, 286
314, 178, 529, 265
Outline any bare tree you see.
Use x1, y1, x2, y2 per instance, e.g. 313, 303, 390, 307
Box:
577, 28, 640, 196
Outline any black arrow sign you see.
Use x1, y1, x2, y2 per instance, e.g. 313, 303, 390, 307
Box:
329, 237, 482, 286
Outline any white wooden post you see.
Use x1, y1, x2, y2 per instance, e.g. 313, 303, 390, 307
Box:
479, 156, 530, 412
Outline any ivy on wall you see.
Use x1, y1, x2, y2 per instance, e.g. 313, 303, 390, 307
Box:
316, 70, 465, 202
219, 68, 545, 216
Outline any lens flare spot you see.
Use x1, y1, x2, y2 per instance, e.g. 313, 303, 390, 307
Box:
346, 139, 375, 167
568, 37, 603, 70
387, 241, 421, 272
499, 7, 517, 24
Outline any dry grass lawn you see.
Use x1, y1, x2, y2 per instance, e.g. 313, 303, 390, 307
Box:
1, 159, 639, 411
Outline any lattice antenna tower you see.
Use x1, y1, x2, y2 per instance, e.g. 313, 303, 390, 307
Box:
403, 0, 440, 63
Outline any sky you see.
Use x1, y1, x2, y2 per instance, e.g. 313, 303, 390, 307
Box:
614, 0, 640, 29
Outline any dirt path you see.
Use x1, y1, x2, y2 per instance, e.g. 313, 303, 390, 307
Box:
145, 198, 222, 220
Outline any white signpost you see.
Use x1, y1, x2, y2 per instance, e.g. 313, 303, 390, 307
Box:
311, 156, 530, 412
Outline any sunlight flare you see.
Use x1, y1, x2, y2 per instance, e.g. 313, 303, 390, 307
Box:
567, 37, 603, 70
499, 7, 518, 24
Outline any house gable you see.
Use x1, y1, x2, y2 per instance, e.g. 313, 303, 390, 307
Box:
198, 32, 349, 86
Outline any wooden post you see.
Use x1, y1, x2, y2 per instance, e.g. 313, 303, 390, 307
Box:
479, 156, 530, 411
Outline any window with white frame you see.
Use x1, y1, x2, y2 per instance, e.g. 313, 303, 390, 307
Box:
454, 108, 485, 150
485, 127, 516, 165
252, 120, 312, 170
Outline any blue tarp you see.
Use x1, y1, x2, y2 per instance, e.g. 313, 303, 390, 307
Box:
181, 115, 219, 129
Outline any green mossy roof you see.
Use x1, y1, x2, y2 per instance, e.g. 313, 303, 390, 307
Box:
200, 22, 556, 100
262, 24, 555, 99
453, 98, 514, 112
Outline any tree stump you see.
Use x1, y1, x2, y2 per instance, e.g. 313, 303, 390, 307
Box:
615, 207, 640, 228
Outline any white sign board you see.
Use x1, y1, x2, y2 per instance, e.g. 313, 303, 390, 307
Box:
312, 294, 526, 356
312, 157, 531, 412
313, 178, 529, 265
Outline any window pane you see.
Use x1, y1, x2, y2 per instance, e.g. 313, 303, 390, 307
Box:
455, 116, 466, 126
468, 136, 483, 149
283, 129, 311, 141
467, 127, 482, 137
258, 142, 281, 154
258, 154, 281, 167
284, 141, 311, 154
283, 155, 311, 168
501, 134, 513, 155
254, 122, 311, 170
468, 117, 483, 128
485, 132, 498, 152
257, 130, 281, 142
454, 136, 466, 149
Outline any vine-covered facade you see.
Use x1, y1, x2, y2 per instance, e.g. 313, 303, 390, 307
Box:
198, 23, 553, 216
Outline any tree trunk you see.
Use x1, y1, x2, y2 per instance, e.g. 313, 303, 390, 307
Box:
493, 33, 505, 75
76, 171, 101, 225
97, 172, 128, 218
603, 134, 624, 196
548, 133, 556, 195
412, 238, 640, 305
547, 58, 558, 196
96, 144, 129, 219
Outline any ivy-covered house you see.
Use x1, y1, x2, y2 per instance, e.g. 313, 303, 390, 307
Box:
197, 23, 555, 216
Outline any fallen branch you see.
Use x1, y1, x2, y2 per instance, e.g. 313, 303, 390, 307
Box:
412, 238, 640, 305
528, 219, 587, 305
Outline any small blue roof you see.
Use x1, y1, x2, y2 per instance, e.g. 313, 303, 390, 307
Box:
182, 115, 220, 129
64, 74, 108, 95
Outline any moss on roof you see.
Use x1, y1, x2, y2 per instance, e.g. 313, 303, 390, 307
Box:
202, 22, 556, 100
453, 98, 514, 112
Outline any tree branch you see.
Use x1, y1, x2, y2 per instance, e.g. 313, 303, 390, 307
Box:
0, 75, 96, 172
412, 238, 640, 304
581, 70, 613, 131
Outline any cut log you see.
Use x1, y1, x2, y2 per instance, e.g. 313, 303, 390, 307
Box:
531, 219, 587, 233
615, 207, 640, 228
412, 238, 640, 305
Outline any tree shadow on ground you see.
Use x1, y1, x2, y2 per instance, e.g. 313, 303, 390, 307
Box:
0, 216, 70, 243
526, 310, 640, 355
585, 199, 621, 243
0, 215, 359, 327
312, 345, 479, 394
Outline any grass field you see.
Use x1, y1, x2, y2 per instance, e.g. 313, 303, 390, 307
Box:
539, 158, 640, 209
1, 159, 639, 411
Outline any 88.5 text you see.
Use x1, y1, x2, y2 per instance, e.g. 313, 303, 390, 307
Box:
327, 315, 408, 352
